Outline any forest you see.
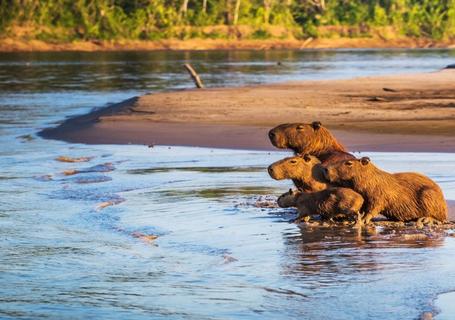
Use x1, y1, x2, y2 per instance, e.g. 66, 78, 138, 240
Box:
1, 0, 454, 41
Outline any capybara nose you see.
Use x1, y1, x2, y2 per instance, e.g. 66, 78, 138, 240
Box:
268, 131, 275, 139
268, 166, 274, 176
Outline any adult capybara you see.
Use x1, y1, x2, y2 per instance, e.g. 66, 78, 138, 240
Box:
277, 188, 364, 222
268, 154, 328, 192
324, 157, 448, 224
268, 122, 354, 164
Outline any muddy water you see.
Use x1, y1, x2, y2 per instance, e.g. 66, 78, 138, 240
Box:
1, 50, 455, 319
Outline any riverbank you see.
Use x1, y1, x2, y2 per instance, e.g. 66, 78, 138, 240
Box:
40, 69, 455, 152
1, 37, 455, 52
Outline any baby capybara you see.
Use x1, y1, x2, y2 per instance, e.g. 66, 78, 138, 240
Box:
277, 188, 364, 222
324, 157, 448, 224
268, 122, 354, 164
268, 154, 328, 192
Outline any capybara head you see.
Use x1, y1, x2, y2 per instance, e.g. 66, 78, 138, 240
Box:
268, 154, 321, 181
277, 188, 298, 208
324, 157, 372, 184
268, 122, 346, 155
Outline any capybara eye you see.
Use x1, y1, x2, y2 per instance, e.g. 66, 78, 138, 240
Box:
296, 125, 305, 130
361, 157, 371, 165
311, 121, 322, 130
345, 161, 353, 167
290, 159, 298, 164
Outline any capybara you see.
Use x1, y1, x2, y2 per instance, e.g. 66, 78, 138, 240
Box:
268, 122, 354, 164
277, 188, 364, 222
268, 154, 328, 192
324, 157, 448, 224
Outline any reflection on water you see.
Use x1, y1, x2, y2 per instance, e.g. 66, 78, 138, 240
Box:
1, 49, 454, 94
1, 50, 455, 319
283, 225, 445, 279
127, 166, 266, 174
158, 186, 278, 198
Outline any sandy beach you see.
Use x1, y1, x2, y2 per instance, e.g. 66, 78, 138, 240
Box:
1, 37, 455, 52
41, 69, 455, 152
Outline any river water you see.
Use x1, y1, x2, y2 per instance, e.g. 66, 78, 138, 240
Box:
1, 49, 455, 319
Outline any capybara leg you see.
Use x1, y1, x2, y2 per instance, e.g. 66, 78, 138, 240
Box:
361, 205, 381, 225
293, 207, 311, 224
416, 217, 442, 228
353, 212, 365, 228
294, 214, 311, 224
420, 188, 448, 222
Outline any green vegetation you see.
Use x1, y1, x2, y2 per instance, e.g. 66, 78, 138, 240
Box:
1, 0, 454, 41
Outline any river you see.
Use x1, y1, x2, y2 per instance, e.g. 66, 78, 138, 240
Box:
1, 49, 455, 319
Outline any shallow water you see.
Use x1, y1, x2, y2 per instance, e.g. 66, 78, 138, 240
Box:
434, 291, 455, 319
2, 145, 455, 319
1, 49, 455, 319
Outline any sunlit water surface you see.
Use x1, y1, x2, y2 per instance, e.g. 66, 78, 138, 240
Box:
1, 49, 455, 319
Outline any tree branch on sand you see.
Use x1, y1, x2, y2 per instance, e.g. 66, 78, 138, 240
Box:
184, 64, 204, 89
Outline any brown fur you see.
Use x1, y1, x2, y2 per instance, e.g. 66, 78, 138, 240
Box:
277, 188, 364, 221
268, 154, 328, 192
268, 122, 354, 164
324, 157, 448, 223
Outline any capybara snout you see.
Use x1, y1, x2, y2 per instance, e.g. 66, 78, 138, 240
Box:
268, 130, 276, 139
277, 188, 297, 208
267, 165, 277, 179
268, 127, 285, 149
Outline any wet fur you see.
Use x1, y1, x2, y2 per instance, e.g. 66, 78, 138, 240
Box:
268, 155, 328, 192
268, 122, 354, 165
325, 158, 448, 222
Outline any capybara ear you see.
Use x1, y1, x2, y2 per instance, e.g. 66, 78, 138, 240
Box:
311, 121, 322, 130
360, 157, 371, 165
345, 160, 353, 167
303, 154, 312, 162
289, 188, 294, 195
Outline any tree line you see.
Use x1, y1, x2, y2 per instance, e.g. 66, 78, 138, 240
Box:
1, 0, 454, 41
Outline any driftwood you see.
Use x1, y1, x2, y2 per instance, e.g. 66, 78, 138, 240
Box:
183, 64, 204, 89
383, 87, 398, 92
368, 96, 388, 102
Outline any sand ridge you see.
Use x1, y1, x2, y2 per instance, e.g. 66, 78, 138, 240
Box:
40, 69, 455, 152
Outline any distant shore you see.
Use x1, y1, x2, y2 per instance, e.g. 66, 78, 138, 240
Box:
40, 69, 455, 152
1, 37, 455, 52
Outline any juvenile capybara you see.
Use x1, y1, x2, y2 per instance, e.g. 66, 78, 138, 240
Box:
324, 157, 448, 224
268, 122, 354, 164
268, 154, 327, 192
277, 187, 364, 222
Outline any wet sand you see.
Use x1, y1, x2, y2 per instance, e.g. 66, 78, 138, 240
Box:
1, 37, 455, 52
41, 69, 455, 152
